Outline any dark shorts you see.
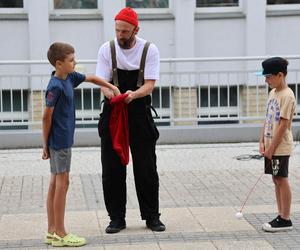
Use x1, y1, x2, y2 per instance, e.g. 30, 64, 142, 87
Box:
264, 155, 289, 177
49, 148, 71, 174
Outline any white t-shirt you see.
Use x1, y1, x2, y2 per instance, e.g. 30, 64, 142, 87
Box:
95, 36, 160, 82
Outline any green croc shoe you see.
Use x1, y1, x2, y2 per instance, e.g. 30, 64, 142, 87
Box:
44, 232, 54, 244
52, 233, 86, 247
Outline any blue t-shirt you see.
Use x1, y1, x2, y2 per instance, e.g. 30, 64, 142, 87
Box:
45, 71, 86, 150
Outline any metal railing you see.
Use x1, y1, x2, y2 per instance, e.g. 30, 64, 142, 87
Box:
1, 55, 300, 129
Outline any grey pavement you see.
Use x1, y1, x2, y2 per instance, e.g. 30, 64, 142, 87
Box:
0, 143, 300, 249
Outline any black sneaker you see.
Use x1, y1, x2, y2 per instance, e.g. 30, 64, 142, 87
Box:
105, 219, 126, 234
262, 215, 293, 232
146, 218, 166, 232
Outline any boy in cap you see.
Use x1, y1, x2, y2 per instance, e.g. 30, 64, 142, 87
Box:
96, 7, 165, 233
43, 42, 119, 246
259, 57, 296, 232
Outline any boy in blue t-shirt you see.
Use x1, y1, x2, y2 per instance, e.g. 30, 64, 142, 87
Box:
42, 42, 120, 247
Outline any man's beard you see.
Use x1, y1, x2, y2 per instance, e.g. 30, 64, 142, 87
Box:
117, 32, 135, 49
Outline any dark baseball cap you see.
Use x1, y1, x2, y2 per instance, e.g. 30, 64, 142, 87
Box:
257, 57, 288, 76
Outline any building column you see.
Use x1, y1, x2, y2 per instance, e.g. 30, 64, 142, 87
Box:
172, 0, 197, 125
102, 0, 125, 41
173, 0, 195, 59
245, 0, 266, 57
28, 1, 50, 129
241, 0, 267, 123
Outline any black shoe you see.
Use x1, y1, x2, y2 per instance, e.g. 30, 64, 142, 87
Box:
262, 215, 293, 232
105, 219, 126, 234
146, 218, 166, 232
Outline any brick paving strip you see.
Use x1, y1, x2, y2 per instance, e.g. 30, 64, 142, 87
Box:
0, 216, 299, 250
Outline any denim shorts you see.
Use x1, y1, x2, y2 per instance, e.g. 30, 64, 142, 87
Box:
264, 155, 289, 177
49, 148, 71, 174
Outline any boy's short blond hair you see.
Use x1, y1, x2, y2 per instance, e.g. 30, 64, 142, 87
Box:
47, 42, 75, 67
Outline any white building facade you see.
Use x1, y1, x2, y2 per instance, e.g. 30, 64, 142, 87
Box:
1, 0, 300, 146
1, 0, 300, 61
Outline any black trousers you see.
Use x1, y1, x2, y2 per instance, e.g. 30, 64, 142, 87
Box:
100, 106, 160, 220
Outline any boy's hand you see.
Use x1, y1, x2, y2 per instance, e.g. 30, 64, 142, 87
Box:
259, 142, 265, 155
42, 147, 49, 160
85, 76, 120, 97
102, 87, 114, 100
112, 86, 121, 96
264, 146, 274, 160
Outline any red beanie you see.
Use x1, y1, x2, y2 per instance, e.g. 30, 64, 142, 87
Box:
115, 7, 138, 27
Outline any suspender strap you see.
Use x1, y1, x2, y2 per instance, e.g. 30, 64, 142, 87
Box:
110, 40, 150, 88
150, 105, 158, 117
137, 41, 151, 88
109, 40, 119, 87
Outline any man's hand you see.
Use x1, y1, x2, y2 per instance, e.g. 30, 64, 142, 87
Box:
124, 90, 136, 103
42, 146, 49, 160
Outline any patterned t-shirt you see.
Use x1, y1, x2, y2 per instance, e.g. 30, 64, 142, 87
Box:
264, 87, 296, 155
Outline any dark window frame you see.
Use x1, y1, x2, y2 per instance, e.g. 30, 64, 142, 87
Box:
53, 0, 98, 9
0, 0, 23, 8
267, 0, 300, 5
196, 0, 239, 8
126, 0, 169, 8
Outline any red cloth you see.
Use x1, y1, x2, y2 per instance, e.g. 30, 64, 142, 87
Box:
109, 94, 129, 166
115, 7, 138, 27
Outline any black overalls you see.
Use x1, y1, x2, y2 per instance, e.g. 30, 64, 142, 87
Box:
98, 40, 160, 221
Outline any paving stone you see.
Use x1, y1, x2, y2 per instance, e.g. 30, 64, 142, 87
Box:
0, 144, 299, 249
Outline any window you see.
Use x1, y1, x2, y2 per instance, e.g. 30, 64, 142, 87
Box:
74, 89, 101, 110
53, 0, 97, 9
196, 0, 239, 7
0, 90, 28, 112
267, 0, 300, 4
229, 86, 237, 106
0, 0, 23, 8
200, 88, 208, 107
0, 89, 28, 129
289, 84, 300, 105
152, 87, 170, 108
198, 86, 238, 107
74, 88, 101, 127
126, 0, 169, 8
197, 86, 238, 124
